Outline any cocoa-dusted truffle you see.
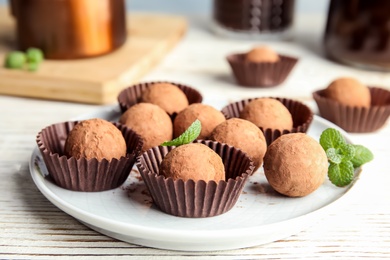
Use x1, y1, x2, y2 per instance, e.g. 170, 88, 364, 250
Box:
119, 103, 172, 151
160, 143, 225, 182
263, 133, 328, 197
140, 82, 189, 114
209, 118, 267, 170
245, 46, 280, 63
173, 103, 225, 139
64, 118, 126, 161
239, 98, 293, 131
324, 77, 371, 107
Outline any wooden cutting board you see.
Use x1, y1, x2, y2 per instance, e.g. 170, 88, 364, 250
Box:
0, 8, 187, 104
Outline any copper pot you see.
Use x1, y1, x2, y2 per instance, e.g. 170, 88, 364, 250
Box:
10, 0, 127, 59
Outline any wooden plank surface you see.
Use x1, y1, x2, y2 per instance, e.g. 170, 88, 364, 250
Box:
0, 8, 187, 104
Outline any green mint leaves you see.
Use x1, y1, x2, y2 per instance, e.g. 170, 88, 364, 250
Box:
320, 128, 373, 187
161, 119, 201, 146
4, 48, 44, 72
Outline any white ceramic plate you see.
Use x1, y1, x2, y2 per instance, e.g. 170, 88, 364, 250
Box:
29, 103, 361, 251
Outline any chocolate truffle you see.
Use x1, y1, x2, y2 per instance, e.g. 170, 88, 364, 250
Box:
160, 143, 225, 182
173, 103, 226, 139
119, 103, 172, 151
324, 77, 371, 107
245, 46, 280, 63
209, 118, 267, 170
239, 98, 293, 131
263, 133, 328, 197
64, 118, 126, 161
140, 82, 189, 114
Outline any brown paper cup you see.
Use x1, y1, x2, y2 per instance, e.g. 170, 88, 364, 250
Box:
117, 81, 203, 114
36, 121, 143, 192
221, 97, 314, 145
226, 53, 298, 87
136, 140, 255, 218
313, 87, 390, 133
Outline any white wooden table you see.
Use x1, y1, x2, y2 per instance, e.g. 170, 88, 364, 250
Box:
1, 12, 390, 259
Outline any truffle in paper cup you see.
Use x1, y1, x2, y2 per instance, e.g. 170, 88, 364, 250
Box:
136, 140, 255, 218
221, 97, 313, 146
36, 121, 143, 192
226, 53, 298, 87
313, 87, 390, 133
117, 81, 203, 114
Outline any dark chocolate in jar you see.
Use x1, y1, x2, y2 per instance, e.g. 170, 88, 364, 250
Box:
213, 0, 295, 32
324, 0, 390, 70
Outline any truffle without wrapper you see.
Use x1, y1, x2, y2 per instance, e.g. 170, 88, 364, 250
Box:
263, 133, 328, 197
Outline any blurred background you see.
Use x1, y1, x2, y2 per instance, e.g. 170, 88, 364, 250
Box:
0, 0, 328, 15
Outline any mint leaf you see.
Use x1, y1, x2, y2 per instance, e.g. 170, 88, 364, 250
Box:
351, 145, 374, 168
161, 119, 201, 146
328, 161, 355, 187
320, 128, 373, 188
320, 128, 346, 151
339, 143, 356, 162
326, 148, 342, 164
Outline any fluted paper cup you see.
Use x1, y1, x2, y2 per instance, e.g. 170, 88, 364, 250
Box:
136, 140, 254, 218
117, 81, 203, 114
221, 97, 313, 145
227, 53, 298, 87
36, 121, 143, 192
313, 87, 390, 133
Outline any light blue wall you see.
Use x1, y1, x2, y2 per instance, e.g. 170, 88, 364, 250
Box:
127, 0, 329, 14
0, 0, 329, 15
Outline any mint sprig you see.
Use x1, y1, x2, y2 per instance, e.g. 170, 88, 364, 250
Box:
161, 119, 201, 146
320, 128, 373, 187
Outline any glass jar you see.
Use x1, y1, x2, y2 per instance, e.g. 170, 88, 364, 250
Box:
212, 0, 295, 40
324, 0, 390, 71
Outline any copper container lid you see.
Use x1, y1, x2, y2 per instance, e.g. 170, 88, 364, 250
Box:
10, 0, 127, 59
